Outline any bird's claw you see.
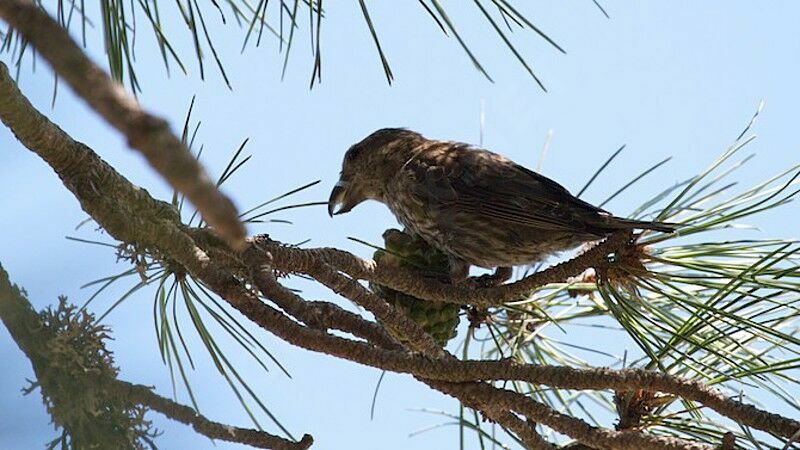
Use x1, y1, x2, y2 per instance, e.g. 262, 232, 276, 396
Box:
468, 267, 512, 288
470, 273, 505, 288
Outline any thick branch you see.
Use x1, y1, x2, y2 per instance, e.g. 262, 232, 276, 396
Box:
0, 6, 245, 247
0, 60, 244, 307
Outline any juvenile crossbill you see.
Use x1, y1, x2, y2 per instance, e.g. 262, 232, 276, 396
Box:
329, 128, 675, 284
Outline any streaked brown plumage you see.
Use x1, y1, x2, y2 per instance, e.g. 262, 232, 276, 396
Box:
328, 128, 676, 284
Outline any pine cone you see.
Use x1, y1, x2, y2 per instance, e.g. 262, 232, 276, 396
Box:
370, 229, 461, 346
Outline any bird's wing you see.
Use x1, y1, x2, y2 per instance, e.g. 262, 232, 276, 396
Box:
408, 143, 609, 234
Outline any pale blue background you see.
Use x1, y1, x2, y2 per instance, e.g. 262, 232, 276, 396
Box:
1, 1, 799, 449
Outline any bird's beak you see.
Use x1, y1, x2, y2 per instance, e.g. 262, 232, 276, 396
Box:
328, 180, 353, 217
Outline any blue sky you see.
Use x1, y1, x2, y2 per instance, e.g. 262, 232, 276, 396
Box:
1, 1, 799, 449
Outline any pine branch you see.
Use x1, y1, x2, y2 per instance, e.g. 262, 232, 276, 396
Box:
234, 230, 635, 307
0, 4, 246, 248
0, 263, 312, 450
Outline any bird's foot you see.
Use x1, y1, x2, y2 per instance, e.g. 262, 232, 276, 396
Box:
469, 267, 513, 288
471, 274, 502, 288
466, 306, 491, 328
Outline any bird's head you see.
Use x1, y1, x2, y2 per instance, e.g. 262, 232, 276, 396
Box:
328, 128, 423, 216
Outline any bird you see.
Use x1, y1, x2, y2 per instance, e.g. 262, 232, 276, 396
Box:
328, 128, 676, 285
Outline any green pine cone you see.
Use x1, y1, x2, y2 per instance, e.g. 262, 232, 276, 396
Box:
370, 229, 461, 347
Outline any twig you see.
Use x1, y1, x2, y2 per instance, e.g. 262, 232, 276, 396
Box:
245, 251, 561, 448
245, 232, 633, 307
249, 235, 444, 355
432, 381, 714, 450
181, 263, 800, 444
494, 412, 555, 450
244, 244, 559, 447
0, 6, 246, 248
0, 60, 241, 303
720, 432, 736, 450
242, 263, 800, 443
434, 387, 555, 450
242, 244, 401, 350
118, 381, 313, 450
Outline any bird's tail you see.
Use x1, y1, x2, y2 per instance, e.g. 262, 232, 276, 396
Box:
608, 217, 678, 233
